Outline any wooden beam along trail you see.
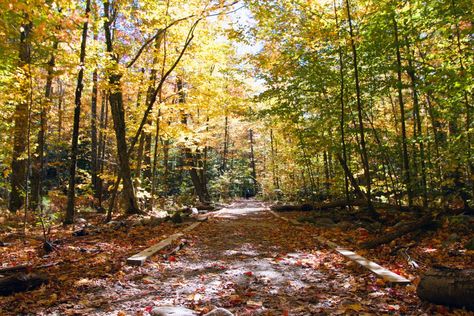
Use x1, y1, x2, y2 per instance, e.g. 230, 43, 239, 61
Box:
126, 221, 203, 266
268, 209, 411, 284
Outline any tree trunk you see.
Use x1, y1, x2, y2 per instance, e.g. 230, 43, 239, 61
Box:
249, 129, 258, 194
270, 129, 279, 189
150, 110, 161, 207
405, 36, 428, 207
31, 41, 57, 210
103, 0, 140, 215
96, 90, 108, 208
333, 0, 350, 202
177, 78, 210, 203
417, 268, 474, 311
65, 0, 91, 224
9, 21, 33, 213
393, 16, 413, 207
91, 67, 99, 207
221, 115, 229, 173
345, 0, 375, 216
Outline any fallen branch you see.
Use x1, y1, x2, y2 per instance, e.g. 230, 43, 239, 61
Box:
360, 214, 434, 249
271, 199, 367, 212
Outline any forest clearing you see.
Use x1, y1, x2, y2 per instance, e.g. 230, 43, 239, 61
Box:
0, 0, 473, 315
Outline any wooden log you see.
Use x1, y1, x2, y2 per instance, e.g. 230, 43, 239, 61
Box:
270, 203, 314, 212
0, 273, 48, 296
271, 199, 367, 212
314, 236, 411, 284
127, 232, 183, 266
417, 267, 474, 311
360, 214, 433, 249
126, 221, 203, 266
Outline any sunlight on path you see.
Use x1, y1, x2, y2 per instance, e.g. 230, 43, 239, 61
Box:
49, 200, 421, 315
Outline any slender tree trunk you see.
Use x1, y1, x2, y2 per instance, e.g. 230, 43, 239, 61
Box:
96, 90, 108, 208
9, 20, 33, 213
345, 0, 376, 216
134, 133, 145, 183
162, 138, 170, 193
405, 37, 428, 207
65, 0, 91, 224
221, 115, 229, 173
249, 129, 258, 194
324, 151, 330, 195
333, 0, 350, 202
177, 78, 210, 203
270, 129, 279, 189
31, 41, 57, 210
150, 110, 161, 207
57, 81, 64, 142
393, 16, 413, 207
103, 0, 140, 215
91, 60, 99, 208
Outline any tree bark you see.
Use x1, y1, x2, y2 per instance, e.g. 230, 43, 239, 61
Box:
333, 0, 350, 202
345, 0, 375, 216
9, 20, 33, 213
31, 41, 58, 210
249, 129, 258, 194
65, 0, 91, 224
405, 36, 428, 207
103, 0, 140, 215
91, 67, 99, 207
393, 16, 413, 207
417, 267, 474, 311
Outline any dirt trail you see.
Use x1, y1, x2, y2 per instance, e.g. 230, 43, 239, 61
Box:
43, 200, 422, 315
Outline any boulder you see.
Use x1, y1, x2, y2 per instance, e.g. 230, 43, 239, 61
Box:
151, 306, 197, 316
204, 308, 234, 316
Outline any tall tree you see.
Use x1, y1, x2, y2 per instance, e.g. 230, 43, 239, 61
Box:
9, 19, 33, 213
345, 0, 376, 216
102, 0, 141, 214
65, 0, 92, 224
392, 15, 413, 207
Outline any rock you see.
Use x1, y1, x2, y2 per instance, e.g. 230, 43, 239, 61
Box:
465, 237, 474, 250
170, 212, 183, 224
443, 233, 461, 246
336, 221, 353, 230
448, 233, 460, 242
75, 218, 87, 224
151, 306, 197, 316
315, 217, 336, 227
204, 308, 234, 316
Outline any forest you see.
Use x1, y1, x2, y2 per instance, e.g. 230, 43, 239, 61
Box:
0, 0, 473, 315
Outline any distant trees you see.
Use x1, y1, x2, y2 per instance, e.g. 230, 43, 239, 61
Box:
0, 0, 251, 222
247, 0, 473, 210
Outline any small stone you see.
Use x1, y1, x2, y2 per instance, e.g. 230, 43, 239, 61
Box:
204, 308, 234, 316
315, 217, 335, 227
151, 306, 197, 316
448, 233, 460, 242
336, 221, 353, 230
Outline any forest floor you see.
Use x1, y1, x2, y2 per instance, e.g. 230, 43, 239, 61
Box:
1, 200, 473, 315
